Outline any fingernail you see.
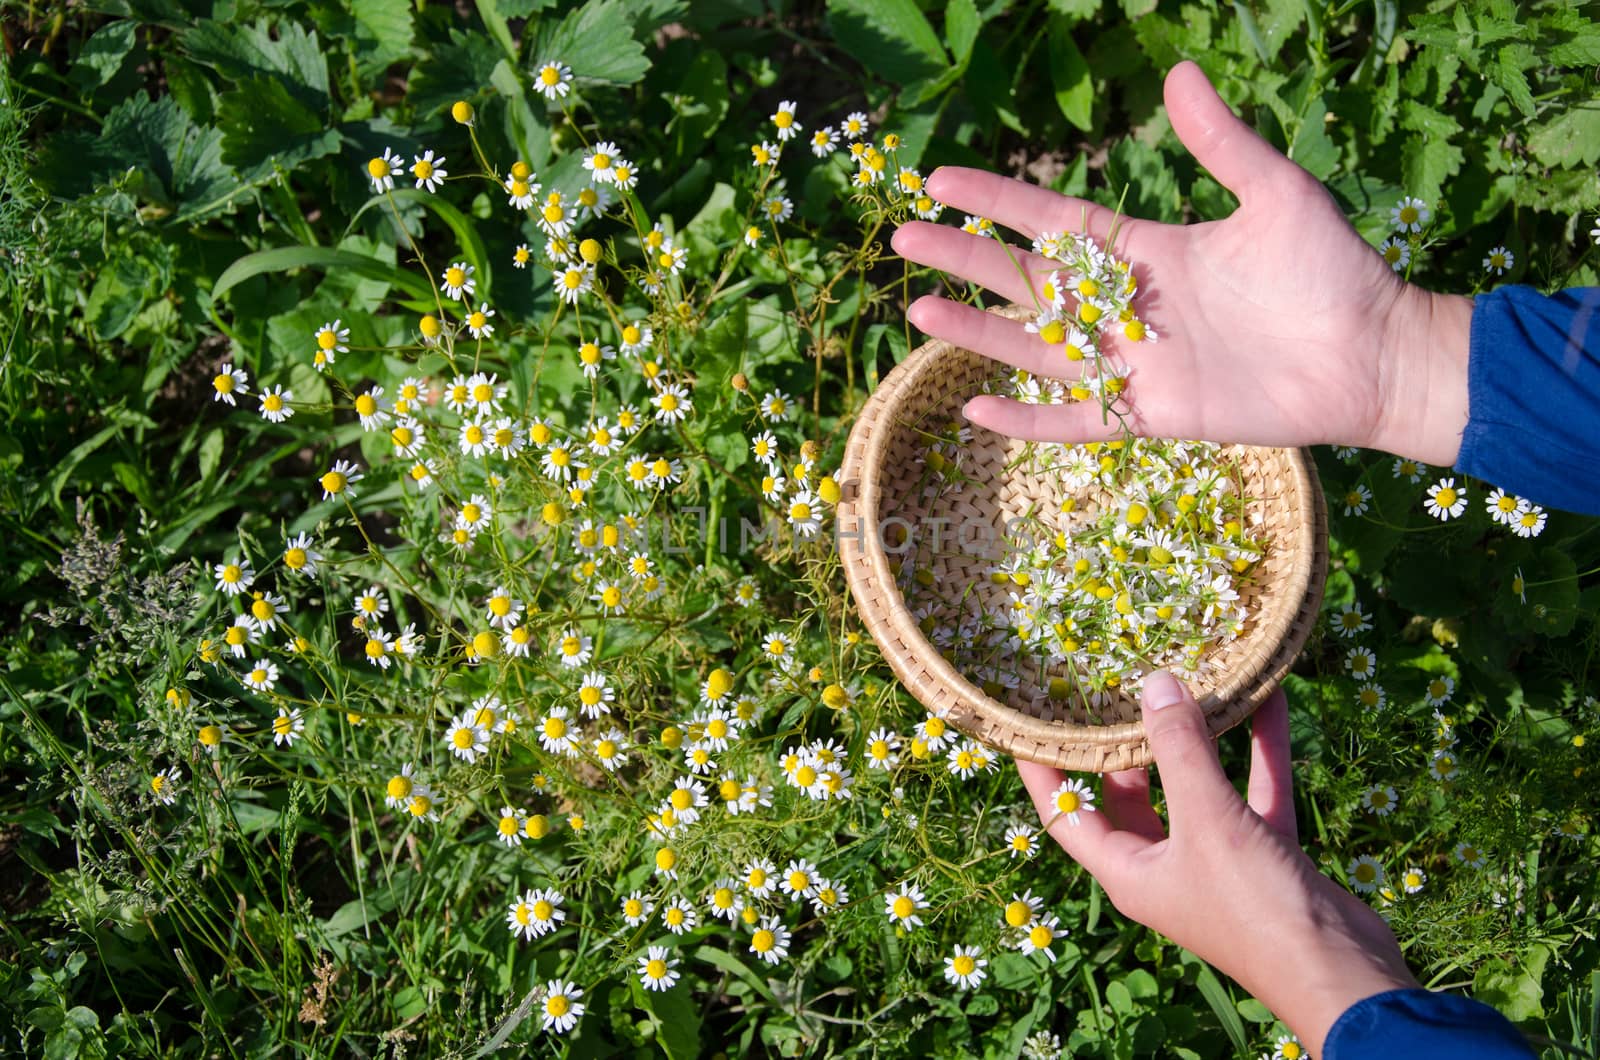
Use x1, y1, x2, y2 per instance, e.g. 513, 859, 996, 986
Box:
1142, 670, 1185, 711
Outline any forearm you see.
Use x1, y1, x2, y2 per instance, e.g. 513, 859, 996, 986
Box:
1373, 285, 1474, 468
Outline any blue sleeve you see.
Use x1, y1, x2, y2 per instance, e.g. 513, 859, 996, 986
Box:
1324, 988, 1535, 1058
1454, 285, 1600, 516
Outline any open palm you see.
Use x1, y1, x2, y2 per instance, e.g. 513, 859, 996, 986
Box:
890, 61, 1468, 466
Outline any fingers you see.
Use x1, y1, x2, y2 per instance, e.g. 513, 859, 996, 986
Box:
1016, 760, 1150, 890
1164, 60, 1306, 207
922, 166, 1122, 244
891, 222, 1050, 305
1138, 670, 1241, 834
1246, 687, 1298, 842
907, 297, 1081, 380
1101, 768, 1166, 841
961, 394, 1133, 444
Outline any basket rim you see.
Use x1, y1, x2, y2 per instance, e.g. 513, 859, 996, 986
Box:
838, 304, 1329, 770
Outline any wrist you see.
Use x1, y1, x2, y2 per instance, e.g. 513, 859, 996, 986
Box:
1370, 285, 1474, 468
1240, 884, 1419, 1057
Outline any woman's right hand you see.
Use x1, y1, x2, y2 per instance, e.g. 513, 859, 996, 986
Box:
891, 60, 1474, 468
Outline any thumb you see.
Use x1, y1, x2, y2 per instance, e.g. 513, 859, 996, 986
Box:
1164, 60, 1302, 207
1140, 670, 1240, 832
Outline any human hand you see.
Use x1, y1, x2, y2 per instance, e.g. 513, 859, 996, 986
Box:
891, 61, 1473, 469
1018, 672, 1417, 1057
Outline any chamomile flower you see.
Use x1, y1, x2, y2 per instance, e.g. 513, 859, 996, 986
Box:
353, 585, 389, 621
884, 883, 928, 929
618, 321, 653, 357
1048, 777, 1096, 825
582, 141, 620, 182
1344, 646, 1377, 679
1348, 854, 1385, 893
742, 857, 778, 898
1429, 749, 1460, 782
758, 390, 792, 421
809, 125, 837, 157
532, 59, 572, 99
211, 364, 248, 405
1391, 196, 1430, 233
653, 383, 692, 424
748, 915, 791, 964
779, 858, 820, 901
538, 705, 578, 755
1273, 1036, 1306, 1060
1512, 504, 1546, 538
1392, 458, 1427, 483
1333, 602, 1372, 638
512, 242, 532, 268
213, 557, 255, 596
275, 534, 320, 579
706, 880, 743, 922
440, 261, 475, 301
751, 140, 778, 167
1378, 236, 1410, 271
841, 111, 869, 139
444, 714, 490, 763
864, 728, 901, 770
1484, 487, 1522, 525
771, 100, 801, 141
1423, 675, 1454, 707
312, 319, 348, 370
1483, 246, 1514, 275
1355, 682, 1387, 711
787, 490, 822, 538
388, 417, 424, 458
365, 147, 403, 193
494, 806, 527, 847
242, 659, 279, 692
505, 175, 538, 210
535, 979, 584, 1035
660, 896, 697, 933
554, 263, 594, 304
257, 385, 294, 423
319, 459, 362, 502
464, 303, 496, 339
1341, 484, 1372, 517
764, 194, 794, 223
620, 890, 654, 927
410, 150, 447, 192
149, 765, 182, 805
1018, 914, 1063, 961
576, 338, 615, 379
455, 494, 493, 534
271, 707, 304, 746
1361, 784, 1398, 816
1004, 824, 1039, 859
944, 944, 988, 988
637, 946, 680, 991
354, 386, 389, 431
383, 763, 421, 809
1424, 478, 1467, 521
554, 629, 592, 669
1454, 841, 1487, 869
1400, 866, 1427, 894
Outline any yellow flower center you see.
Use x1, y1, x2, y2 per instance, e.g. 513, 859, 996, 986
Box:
892, 896, 914, 919
952, 955, 976, 976
320, 471, 346, 495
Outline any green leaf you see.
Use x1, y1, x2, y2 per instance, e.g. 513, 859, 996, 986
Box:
71, 19, 138, 89
180, 19, 330, 111
944, 0, 982, 64
1048, 0, 1101, 18
672, 51, 731, 158
1527, 104, 1600, 169
1048, 17, 1094, 132
197, 428, 224, 486
349, 0, 416, 75
637, 975, 701, 1060
217, 75, 340, 172
85, 253, 156, 340
1289, 97, 1339, 180
826, 0, 950, 86
407, 30, 505, 117
1399, 136, 1462, 209
1473, 943, 1549, 1022
212, 246, 434, 303
527, 0, 652, 86
33, 93, 245, 223
1487, 45, 1536, 119
1193, 963, 1249, 1056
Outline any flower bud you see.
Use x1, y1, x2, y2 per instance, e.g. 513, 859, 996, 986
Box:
731, 372, 749, 392
451, 100, 474, 125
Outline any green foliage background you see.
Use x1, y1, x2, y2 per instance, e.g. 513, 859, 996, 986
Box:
3, 0, 1599, 1056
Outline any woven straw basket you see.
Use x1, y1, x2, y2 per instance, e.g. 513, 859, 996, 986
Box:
838, 305, 1328, 772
